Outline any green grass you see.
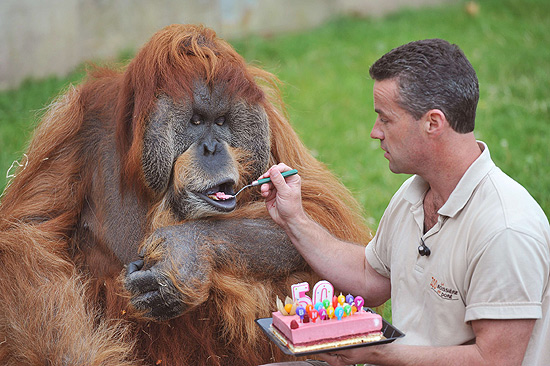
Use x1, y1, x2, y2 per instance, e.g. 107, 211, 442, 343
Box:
0, 69, 87, 189
230, 0, 550, 225
1, 0, 549, 323
2, 0, 549, 222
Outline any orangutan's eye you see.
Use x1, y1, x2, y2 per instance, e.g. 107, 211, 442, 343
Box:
190, 114, 201, 125
215, 116, 225, 126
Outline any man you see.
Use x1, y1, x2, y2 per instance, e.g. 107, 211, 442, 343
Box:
260, 39, 549, 365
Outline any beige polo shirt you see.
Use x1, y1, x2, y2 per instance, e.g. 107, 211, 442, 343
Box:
365, 142, 550, 365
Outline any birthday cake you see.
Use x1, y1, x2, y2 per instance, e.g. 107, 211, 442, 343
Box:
270, 280, 384, 353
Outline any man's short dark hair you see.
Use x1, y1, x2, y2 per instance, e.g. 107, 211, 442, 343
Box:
369, 39, 479, 133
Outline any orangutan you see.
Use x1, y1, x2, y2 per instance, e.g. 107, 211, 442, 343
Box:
0, 24, 371, 365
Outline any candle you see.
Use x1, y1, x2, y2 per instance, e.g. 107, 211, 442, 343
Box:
310, 309, 319, 323
327, 305, 335, 319
296, 306, 306, 322
354, 296, 365, 312
291, 282, 312, 307
314, 302, 324, 312
343, 303, 351, 317
332, 296, 338, 309
312, 280, 334, 304
335, 306, 344, 320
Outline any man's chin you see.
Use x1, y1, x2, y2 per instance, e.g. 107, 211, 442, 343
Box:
389, 164, 414, 175
388, 161, 404, 174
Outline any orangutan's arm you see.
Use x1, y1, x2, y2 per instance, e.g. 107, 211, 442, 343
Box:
125, 218, 307, 320
196, 218, 308, 275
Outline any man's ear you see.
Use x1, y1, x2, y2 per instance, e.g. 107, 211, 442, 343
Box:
423, 109, 448, 137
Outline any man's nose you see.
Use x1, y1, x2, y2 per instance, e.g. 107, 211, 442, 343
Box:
370, 121, 383, 140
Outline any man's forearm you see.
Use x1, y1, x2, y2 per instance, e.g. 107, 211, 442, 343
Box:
320, 342, 498, 366
283, 212, 387, 304
368, 343, 485, 366
320, 318, 534, 366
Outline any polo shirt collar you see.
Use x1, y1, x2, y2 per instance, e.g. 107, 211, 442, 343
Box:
403, 141, 495, 218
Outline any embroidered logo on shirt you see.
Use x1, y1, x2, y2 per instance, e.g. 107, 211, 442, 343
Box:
430, 276, 459, 300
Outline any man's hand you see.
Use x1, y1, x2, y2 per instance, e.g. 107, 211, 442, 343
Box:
259, 163, 305, 230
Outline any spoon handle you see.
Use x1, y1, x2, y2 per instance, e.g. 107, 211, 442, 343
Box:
253, 169, 298, 186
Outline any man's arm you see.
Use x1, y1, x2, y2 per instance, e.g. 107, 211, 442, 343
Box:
317, 318, 535, 366
260, 164, 391, 306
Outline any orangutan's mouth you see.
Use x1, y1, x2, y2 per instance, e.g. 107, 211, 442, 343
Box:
197, 181, 236, 211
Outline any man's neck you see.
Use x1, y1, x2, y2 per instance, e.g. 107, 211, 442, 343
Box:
420, 134, 482, 205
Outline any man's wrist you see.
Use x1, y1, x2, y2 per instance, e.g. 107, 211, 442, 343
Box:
283, 211, 317, 244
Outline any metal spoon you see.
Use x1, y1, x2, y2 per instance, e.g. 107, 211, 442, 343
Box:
232, 169, 298, 198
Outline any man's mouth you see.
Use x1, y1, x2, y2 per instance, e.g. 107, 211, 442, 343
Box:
380, 146, 389, 158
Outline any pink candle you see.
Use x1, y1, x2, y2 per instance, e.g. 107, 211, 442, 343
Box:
291, 282, 312, 307
312, 280, 334, 304
354, 296, 365, 312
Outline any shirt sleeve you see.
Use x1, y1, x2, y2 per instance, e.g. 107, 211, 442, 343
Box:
365, 213, 392, 279
365, 234, 390, 278
364, 178, 416, 280
464, 228, 549, 322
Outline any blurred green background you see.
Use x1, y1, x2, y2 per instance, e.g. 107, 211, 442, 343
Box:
1, 0, 549, 230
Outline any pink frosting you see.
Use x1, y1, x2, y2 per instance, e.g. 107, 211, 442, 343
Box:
272, 310, 382, 345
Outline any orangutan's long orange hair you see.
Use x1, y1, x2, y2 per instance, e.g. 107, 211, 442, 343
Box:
0, 24, 372, 365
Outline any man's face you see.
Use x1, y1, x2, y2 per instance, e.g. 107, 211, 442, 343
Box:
370, 79, 424, 174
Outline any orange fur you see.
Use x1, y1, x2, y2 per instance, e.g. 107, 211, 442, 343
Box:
0, 24, 372, 365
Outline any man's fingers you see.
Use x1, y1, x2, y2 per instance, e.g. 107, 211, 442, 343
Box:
268, 167, 285, 187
